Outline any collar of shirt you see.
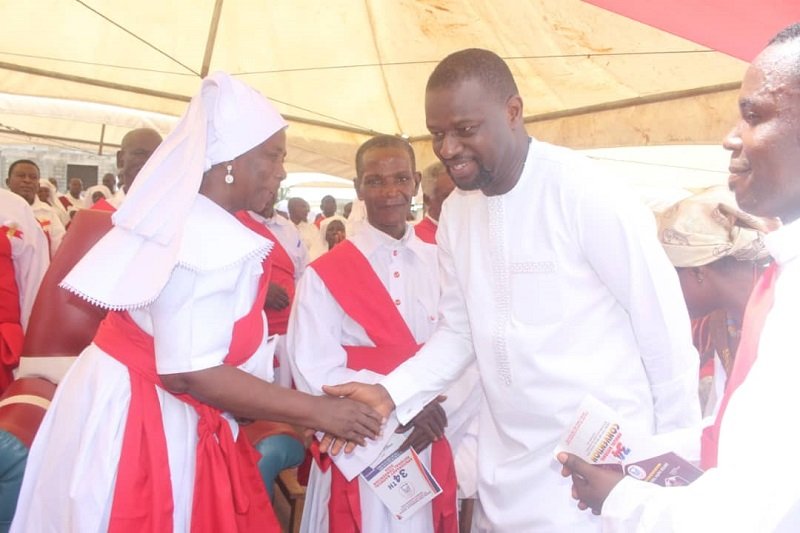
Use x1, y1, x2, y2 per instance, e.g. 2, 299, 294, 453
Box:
764, 217, 800, 266
425, 214, 439, 226
354, 220, 428, 262
249, 210, 290, 230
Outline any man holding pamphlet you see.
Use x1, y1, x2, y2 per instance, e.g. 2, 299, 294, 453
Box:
559, 23, 800, 532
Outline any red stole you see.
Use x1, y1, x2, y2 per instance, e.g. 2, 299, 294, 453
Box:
58, 195, 74, 210
0, 229, 23, 393
91, 197, 117, 212
36, 219, 52, 255
700, 263, 779, 469
311, 240, 458, 533
95, 254, 279, 532
235, 211, 296, 335
414, 217, 438, 245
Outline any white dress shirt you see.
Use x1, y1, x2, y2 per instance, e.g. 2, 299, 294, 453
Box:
295, 220, 320, 253
249, 211, 308, 279
288, 221, 480, 533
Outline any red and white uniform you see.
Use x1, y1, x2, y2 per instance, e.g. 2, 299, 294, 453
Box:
237, 210, 307, 386
31, 197, 66, 257
0, 189, 49, 391
11, 195, 279, 532
288, 222, 479, 533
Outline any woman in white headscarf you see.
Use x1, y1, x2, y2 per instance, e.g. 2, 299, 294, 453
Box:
36, 178, 69, 225
310, 214, 348, 260
10, 73, 383, 533
82, 184, 113, 209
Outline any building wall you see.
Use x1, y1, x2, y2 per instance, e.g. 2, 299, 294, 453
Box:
0, 143, 116, 193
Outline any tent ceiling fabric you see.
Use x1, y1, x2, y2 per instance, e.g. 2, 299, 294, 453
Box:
584, 0, 800, 62
0, 0, 750, 177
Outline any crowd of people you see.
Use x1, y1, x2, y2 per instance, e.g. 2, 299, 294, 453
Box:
0, 21, 798, 533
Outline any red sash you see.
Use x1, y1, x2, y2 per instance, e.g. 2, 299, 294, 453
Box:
701, 263, 779, 469
91, 197, 117, 212
235, 211, 296, 335
95, 254, 279, 532
36, 219, 52, 255
0, 229, 23, 393
414, 217, 437, 245
312, 240, 458, 533
58, 195, 73, 210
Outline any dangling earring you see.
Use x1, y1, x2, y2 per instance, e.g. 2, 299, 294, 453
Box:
224, 164, 234, 184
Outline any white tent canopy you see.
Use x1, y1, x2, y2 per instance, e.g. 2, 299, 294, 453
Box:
0, 1, 747, 177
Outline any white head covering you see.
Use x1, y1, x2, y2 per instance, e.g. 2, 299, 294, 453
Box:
309, 215, 349, 260
61, 72, 288, 309
83, 184, 113, 208
114, 72, 287, 245
37, 178, 57, 206
657, 185, 771, 267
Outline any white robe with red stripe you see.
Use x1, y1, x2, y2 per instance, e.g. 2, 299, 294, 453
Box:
287, 222, 480, 533
11, 196, 275, 532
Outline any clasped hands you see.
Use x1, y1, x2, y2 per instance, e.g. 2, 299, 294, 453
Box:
318, 382, 447, 456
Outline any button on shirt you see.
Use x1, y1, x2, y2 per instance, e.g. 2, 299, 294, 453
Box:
288, 222, 439, 392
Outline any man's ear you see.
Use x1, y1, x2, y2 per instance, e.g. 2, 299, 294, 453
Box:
116, 150, 123, 170
4, 178, 9, 188
506, 94, 524, 128
413, 171, 422, 195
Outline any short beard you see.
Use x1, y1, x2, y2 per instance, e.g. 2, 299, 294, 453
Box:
455, 165, 494, 192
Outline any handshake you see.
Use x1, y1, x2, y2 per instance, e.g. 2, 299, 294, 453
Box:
312, 382, 448, 456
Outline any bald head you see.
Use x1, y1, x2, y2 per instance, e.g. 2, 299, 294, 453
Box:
427, 48, 519, 105
288, 197, 310, 224
117, 128, 162, 193
723, 23, 800, 224
320, 194, 337, 217
759, 23, 800, 84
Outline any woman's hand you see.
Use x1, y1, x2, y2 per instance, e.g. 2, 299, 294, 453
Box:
316, 382, 396, 455
310, 394, 385, 448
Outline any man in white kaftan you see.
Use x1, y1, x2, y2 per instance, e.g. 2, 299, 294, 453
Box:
326, 49, 700, 532
6, 159, 65, 257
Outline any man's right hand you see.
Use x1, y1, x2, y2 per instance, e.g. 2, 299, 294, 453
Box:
319, 382, 396, 455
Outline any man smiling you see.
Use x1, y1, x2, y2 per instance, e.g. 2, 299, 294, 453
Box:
324, 49, 700, 531
559, 23, 800, 533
